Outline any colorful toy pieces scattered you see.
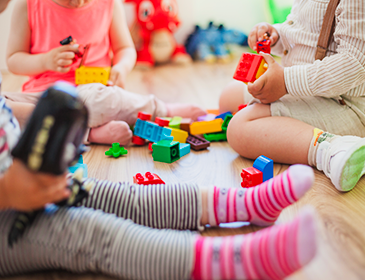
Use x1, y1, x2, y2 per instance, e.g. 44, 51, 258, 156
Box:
241, 155, 274, 188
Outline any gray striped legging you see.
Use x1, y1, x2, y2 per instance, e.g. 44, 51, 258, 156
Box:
0, 180, 203, 280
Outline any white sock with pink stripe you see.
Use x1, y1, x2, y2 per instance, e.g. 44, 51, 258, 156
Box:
208, 165, 314, 227
192, 207, 317, 280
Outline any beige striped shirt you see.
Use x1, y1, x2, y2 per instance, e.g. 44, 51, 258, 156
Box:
272, 0, 365, 98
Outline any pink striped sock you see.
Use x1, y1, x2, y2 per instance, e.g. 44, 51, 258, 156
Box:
208, 165, 314, 226
192, 207, 317, 280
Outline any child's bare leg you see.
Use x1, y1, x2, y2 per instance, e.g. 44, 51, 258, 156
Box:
88, 120, 133, 145
219, 80, 246, 113
227, 103, 313, 164
228, 104, 365, 191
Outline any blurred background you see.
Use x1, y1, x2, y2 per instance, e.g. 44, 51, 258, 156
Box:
0, 0, 293, 70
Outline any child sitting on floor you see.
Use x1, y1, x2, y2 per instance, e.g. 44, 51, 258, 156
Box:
4, 0, 206, 145
220, 0, 365, 192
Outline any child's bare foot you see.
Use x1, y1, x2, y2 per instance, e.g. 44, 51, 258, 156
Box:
88, 121, 132, 145
166, 103, 206, 121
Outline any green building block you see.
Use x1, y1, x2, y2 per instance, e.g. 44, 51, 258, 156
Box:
204, 132, 227, 142
169, 116, 182, 129
221, 114, 233, 131
105, 143, 128, 158
152, 140, 180, 163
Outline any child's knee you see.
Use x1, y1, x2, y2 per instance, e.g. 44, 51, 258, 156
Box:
219, 80, 246, 113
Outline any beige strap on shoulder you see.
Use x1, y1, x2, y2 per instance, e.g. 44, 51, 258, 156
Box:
315, 0, 341, 61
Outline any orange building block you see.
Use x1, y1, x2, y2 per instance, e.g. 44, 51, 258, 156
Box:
190, 118, 223, 135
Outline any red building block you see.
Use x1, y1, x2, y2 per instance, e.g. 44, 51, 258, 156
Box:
238, 104, 248, 111
133, 172, 165, 185
155, 117, 170, 127
241, 167, 263, 188
233, 53, 267, 84
137, 112, 152, 121
132, 135, 146, 146
256, 39, 271, 54
148, 142, 154, 152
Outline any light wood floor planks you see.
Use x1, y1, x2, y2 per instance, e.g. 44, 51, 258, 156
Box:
2, 55, 365, 280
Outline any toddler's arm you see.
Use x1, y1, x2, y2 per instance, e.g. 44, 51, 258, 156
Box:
108, 0, 137, 88
6, 0, 79, 76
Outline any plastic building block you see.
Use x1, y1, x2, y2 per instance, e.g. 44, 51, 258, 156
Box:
197, 114, 216, 122
133, 172, 165, 185
169, 116, 182, 129
152, 140, 181, 163
179, 143, 191, 157
241, 167, 263, 188
206, 109, 220, 115
253, 155, 274, 182
256, 39, 271, 54
170, 128, 188, 143
132, 135, 146, 146
148, 142, 154, 151
180, 118, 192, 133
233, 53, 268, 84
221, 114, 233, 131
238, 104, 248, 111
68, 155, 88, 178
155, 117, 170, 127
105, 143, 128, 158
75, 66, 111, 85
186, 135, 211, 151
190, 119, 223, 135
215, 111, 232, 120
203, 132, 227, 142
134, 119, 173, 143
137, 112, 152, 121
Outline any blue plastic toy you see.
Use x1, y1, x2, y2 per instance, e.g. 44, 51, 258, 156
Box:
134, 119, 173, 143
185, 22, 248, 62
68, 154, 88, 178
179, 143, 191, 157
253, 155, 274, 182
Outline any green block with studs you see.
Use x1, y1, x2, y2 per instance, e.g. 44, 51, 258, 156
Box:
203, 132, 227, 142
221, 114, 233, 131
152, 140, 180, 163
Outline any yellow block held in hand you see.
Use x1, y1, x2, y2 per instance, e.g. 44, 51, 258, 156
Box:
75, 66, 111, 85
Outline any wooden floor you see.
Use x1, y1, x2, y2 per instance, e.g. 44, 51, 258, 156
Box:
2, 55, 365, 280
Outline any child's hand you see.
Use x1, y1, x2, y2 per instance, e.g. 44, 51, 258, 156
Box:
248, 23, 279, 51
247, 53, 287, 104
44, 45, 80, 73
0, 159, 70, 211
108, 65, 128, 88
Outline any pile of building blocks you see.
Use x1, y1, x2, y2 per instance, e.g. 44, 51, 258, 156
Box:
133, 172, 165, 185
68, 154, 88, 178
105, 143, 128, 158
241, 155, 273, 188
132, 112, 193, 163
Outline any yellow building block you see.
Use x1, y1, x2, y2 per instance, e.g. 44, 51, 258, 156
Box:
190, 119, 223, 135
255, 60, 268, 80
75, 66, 111, 85
169, 128, 188, 143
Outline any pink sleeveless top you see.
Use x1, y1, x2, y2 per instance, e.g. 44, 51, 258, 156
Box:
22, 0, 114, 92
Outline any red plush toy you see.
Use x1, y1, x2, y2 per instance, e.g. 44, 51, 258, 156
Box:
125, 0, 192, 68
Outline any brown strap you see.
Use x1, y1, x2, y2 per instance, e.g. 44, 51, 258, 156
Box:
315, 0, 340, 60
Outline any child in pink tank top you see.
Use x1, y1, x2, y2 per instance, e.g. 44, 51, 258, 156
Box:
5, 0, 206, 145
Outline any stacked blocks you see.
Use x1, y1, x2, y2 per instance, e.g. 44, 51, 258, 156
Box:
105, 143, 128, 158
133, 172, 165, 185
75, 66, 111, 85
203, 113, 233, 142
134, 119, 173, 143
152, 140, 180, 163
241, 155, 274, 188
233, 53, 268, 84
253, 155, 274, 182
256, 39, 271, 54
68, 154, 88, 178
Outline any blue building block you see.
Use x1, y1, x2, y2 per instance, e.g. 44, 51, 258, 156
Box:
68, 155, 88, 178
253, 155, 273, 182
215, 111, 232, 120
134, 119, 173, 143
179, 143, 191, 157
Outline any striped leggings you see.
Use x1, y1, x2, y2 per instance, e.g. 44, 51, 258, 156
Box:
0, 180, 203, 280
